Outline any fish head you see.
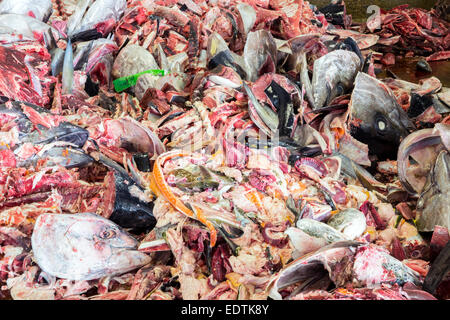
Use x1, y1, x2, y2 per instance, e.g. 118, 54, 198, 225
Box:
32, 213, 150, 280
416, 150, 450, 231
267, 241, 359, 299
352, 244, 421, 287
312, 50, 361, 109
350, 72, 415, 158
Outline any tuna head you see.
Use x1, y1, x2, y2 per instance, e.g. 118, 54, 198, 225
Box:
31, 213, 151, 281
349, 72, 415, 159
416, 150, 450, 232
312, 49, 361, 109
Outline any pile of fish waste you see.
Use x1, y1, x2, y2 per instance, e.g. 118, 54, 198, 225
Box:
0, 0, 448, 300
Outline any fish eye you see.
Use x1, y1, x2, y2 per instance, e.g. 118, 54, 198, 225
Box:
377, 120, 386, 131
99, 229, 116, 239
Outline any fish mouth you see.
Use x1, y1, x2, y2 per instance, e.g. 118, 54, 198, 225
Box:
106, 248, 151, 273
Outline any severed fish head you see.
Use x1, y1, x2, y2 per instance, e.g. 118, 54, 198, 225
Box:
416, 150, 450, 232
350, 72, 415, 159
312, 49, 361, 109
31, 213, 151, 281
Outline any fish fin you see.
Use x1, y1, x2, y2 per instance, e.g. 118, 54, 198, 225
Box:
362, 52, 373, 73
343, 37, 364, 67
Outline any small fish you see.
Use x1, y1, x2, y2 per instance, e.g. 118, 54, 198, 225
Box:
327, 208, 367, 240
31, 213, 151, 281
312, 49, 361, 109
349, 72, 415, 159
294, 218, 348, 246
62, 40, 74, 95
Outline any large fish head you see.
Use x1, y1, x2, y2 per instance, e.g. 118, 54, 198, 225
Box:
31, 213, 151, 281
267, 241, 359, 299
312, 50, 361, 109
416, 150, 450, 232
350, 72, 415, 159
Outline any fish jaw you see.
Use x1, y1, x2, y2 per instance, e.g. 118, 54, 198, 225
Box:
31, 213, 149, 281
285, 227, 328, 259
102, 249, 151, 279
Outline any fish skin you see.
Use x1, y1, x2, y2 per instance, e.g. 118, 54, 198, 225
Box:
312, 49, 361, 109
299, 51, 315, 109
50, 47, 65, 76
62, 40, 74, 95
109, 170, 157, 233
416, 150, 450, 232
18, 145, 94, 169
350, 72, 416, 158
31, 213, 151, 281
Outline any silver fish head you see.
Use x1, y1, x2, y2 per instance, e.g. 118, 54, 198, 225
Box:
31, 213, 151, 281
416, 150, 450, 232
312, 50, 361, 109
268, 241, 360, 299
350, 72, 415, 158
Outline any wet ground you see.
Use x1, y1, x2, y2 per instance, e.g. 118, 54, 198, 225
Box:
310, 0, 434, 22
379, 57, 450, 87
309, 0, 450, 87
